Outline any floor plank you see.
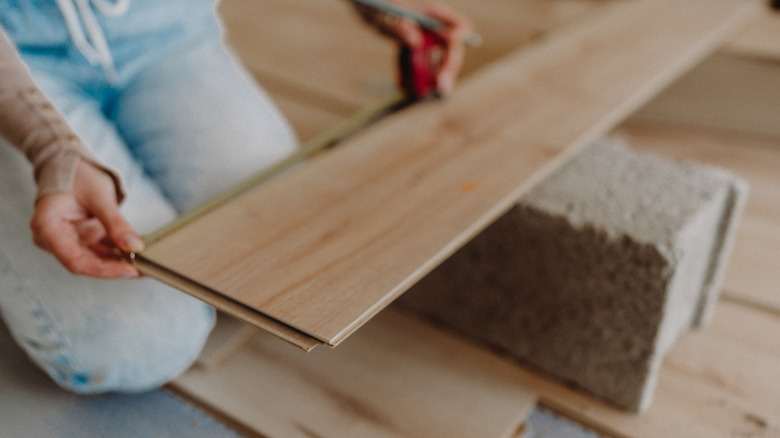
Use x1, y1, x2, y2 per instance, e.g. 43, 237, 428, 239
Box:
173, 308, 537, 438
219, 0, 392, 111
217, 0, 617, 140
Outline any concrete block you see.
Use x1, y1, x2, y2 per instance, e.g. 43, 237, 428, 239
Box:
398, 138, 748, 412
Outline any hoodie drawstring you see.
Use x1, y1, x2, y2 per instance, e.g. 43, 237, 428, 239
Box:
54, 0, 129, 81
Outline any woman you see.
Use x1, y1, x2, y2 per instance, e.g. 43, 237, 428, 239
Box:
0, 0, 470, 393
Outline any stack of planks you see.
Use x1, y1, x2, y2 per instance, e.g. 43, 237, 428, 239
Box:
158, 0, 780, 437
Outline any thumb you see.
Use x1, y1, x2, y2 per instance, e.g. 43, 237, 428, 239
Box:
75, 161, 145, 254
395, 18, 424, 48
97, 206, 145, 254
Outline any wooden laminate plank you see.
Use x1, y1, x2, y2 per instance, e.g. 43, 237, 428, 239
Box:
519, 300, 780, 438
615, 122, 780, 313
172, 307, 537, 438
138, 0, 763, 347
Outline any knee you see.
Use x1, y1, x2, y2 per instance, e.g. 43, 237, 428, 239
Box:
27, 295, 215, 394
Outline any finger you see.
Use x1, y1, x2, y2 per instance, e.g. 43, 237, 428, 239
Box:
33, 215, 139, 278
436, 29, 467, 94
32, 194, 141, 278
411, 3, 471, 94
75, 217, 107, 247
74, 219, 124, 259
64, 250, 140, 278
89, 240, 124, 259
77, 184, 145, 254
94, 206, 145, 254
73, 161, 145, 254
394, 17, 424, 47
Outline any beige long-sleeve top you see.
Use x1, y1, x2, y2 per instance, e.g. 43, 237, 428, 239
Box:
0, 27, 123, 203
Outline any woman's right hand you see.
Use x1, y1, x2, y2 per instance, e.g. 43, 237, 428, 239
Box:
30, 160, 145, 278
352, 0, 473, 95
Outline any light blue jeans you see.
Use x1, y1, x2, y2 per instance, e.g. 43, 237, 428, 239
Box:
0, 0, 298, 393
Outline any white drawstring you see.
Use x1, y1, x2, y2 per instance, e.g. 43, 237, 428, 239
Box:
55, 0, 130, 82
90, 0, 129, 15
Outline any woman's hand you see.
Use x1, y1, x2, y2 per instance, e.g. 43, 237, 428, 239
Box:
30, 160, 145, 278
353, 0, 473, 95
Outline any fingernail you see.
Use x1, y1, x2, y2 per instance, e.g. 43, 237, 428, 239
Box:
400, 21, 423, 47
123, 234, 145, 253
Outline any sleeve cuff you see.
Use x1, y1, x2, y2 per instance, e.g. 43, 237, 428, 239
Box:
34, 148, 126, 204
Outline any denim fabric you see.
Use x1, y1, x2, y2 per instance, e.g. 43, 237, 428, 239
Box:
0, 0, 298, 393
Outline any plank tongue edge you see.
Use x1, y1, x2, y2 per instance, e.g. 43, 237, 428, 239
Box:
135, 256, 322, 351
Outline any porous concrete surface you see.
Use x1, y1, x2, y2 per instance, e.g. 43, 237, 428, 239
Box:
399, 138, 748, 412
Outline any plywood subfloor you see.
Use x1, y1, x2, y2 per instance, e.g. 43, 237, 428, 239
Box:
173, 308, 537, 438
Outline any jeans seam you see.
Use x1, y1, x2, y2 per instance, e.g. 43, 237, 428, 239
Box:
18, 288, 92, 389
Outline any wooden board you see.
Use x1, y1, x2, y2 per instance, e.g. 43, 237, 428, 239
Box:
137, 258, 321, 351
172, 307, 537, 438
137, 0, 763, 349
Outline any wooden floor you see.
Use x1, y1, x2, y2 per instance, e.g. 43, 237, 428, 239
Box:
169, 2, 780, 437
217, 0, 619, 141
